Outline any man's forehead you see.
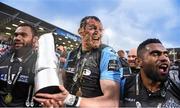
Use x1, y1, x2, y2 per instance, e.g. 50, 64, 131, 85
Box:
15, 26, 31, 32
145, 43, 167, 51
86, 18, 102, 25
128, 48, 137, 56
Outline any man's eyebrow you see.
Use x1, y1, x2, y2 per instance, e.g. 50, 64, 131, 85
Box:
150, 50, 161, 53
150, 50, 168, 54
14, 32, 27, 35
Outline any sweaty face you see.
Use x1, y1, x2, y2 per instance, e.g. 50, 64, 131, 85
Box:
14, 26, 34, 50
141, 43, 170, 82
128, 48, 137, 68
80, 18, 103, 50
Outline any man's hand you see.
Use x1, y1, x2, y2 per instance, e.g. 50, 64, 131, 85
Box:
33, 85, 69, 107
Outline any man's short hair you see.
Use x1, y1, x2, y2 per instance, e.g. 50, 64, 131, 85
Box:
18, 23, 37, 36
137, 38, 162, 58
118, 50, 125, 57
79, 16, 101, 29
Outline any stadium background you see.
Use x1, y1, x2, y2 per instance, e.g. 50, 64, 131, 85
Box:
0, 2, 179, 62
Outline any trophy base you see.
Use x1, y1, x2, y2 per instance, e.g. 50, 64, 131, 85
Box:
36, 86, 62, 94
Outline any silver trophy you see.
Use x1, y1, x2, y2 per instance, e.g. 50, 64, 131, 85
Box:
35, 33, 62, 94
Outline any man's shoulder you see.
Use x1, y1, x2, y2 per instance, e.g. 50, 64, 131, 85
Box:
99, 44, 109, 50
167, 77, 180, 100
100, 45, 117, 56
0, 53, 11, 64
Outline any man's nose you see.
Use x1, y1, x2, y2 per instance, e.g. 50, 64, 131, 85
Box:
159, 54, 169, 62
94, 29, 99, 34
128, 57, 133, 60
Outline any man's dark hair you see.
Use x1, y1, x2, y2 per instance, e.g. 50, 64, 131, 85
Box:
79, 16, 101, 29
137, 38, 162, 58
18, 23, 37, 36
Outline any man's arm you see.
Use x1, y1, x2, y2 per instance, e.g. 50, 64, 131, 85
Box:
34, 47, 120, 107
79, 79, 119, 107
34, 80, 119, 107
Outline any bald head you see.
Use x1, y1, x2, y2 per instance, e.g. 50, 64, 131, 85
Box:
128, 48, 137, 68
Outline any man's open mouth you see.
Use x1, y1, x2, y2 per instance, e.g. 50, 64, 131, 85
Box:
159, 64, 169, 74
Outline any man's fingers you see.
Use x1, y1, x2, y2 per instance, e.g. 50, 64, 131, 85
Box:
58, 100, 64, 106
38, 99, 62, 107
33, 96, 47, 103
35, 93, 54, 99
50, 99, 59, 107
43, 99, 52, 107
35, 93, 67, 102
35, 93, 60, 100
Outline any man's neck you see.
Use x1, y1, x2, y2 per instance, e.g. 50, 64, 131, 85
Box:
141, 71, 161, 93
81, 43, 91, 52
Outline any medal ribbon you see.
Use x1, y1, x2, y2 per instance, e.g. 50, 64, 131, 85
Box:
5, 51, 34, 104
70, 47, 90, 95
5, 59, 23, 104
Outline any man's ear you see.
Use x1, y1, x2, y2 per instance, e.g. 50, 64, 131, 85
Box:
78, 28, 85, 36
32, 36, 39, 50
136, 57, 142, 67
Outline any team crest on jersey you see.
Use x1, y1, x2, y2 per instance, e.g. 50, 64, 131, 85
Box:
108, 60, 119, 71
83, 69, 91, 76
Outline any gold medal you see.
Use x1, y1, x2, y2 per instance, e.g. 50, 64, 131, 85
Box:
4, 93, 13, 104
76, 88, 82, 96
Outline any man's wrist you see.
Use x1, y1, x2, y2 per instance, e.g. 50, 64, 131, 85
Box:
63, 94, 81, 107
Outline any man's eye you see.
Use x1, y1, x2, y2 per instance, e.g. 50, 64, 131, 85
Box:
90, 26, 96, 30
132, 55, 136, 58
152, 52, 159, 56
164, 53, 168, 57
21, 33, 26, 37
99, 28, 103, 32
14, 33, 26, 37
89, 27, 94, 30
86, 25, 96, 30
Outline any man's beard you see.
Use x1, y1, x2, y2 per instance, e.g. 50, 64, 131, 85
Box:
14, 43, 33, 52
143, 65, 168, 83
